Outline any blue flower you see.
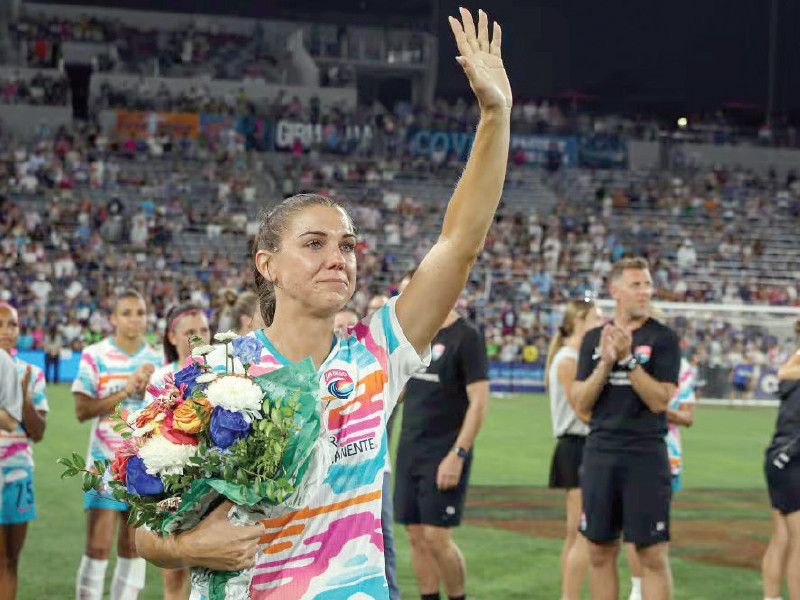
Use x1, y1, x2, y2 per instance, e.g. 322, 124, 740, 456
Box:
210, 406, 250, 449
125, 456, 164, 496
231, 335, 265, 367
174, 363, 202, 397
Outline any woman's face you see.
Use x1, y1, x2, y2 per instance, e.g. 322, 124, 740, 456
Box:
168, 311, 210, 363
0, 306, 19, 352
256, 205, 357, 320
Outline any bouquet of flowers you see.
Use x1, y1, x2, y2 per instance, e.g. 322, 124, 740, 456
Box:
60, 332, 325, 599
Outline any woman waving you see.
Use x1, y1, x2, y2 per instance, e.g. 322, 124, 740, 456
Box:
136, 8, 511, 600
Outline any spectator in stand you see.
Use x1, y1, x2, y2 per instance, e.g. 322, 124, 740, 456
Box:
42, 325, 63, 383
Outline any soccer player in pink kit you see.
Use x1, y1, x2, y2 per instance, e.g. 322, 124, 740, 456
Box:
0, 302, 47, 599
145, 303, 211, 600
135, 8, 511, 600
72, 290, 161, 600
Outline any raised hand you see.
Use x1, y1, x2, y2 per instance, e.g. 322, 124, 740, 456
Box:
449, 8, 512, 112
21, 365, 32, 404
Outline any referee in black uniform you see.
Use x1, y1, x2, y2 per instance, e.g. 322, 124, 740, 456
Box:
573, 257, 681, 600
394, 299, 489, 600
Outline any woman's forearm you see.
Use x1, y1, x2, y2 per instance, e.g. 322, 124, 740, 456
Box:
135, 528, 187, 569
440, 108, 511, 257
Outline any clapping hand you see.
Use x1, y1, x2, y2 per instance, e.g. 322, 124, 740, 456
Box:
449, 8, 513, 113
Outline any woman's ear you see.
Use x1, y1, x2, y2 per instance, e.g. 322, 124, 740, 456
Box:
255, 249, 273, 283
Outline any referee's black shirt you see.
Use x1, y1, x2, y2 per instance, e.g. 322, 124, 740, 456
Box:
399, 318, 488, 457
576, 318, 681, 452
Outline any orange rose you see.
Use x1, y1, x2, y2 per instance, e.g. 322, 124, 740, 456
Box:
172, 400, 208, 434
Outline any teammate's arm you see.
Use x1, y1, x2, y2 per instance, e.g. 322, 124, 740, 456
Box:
573, 326, 615, 414
74, 366, 150, 422
627, 329, 680, 413
628, 369, 676, 413
396, 9, 511, 355
0, 409, 16, 432
20, 366, 46, 442
556, 357, 592, 424
0, 352, 22, 431
667, 403, 695, 427
436, 380, 489, 491
135, 501, 264, 571
778, 351, 800, 381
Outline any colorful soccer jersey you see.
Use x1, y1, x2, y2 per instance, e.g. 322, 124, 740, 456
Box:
665, 358, 696, 487
72, 338, 161, 509
0, 357, 48, 469
0, 357, 48, 524
192, 297, 429, 600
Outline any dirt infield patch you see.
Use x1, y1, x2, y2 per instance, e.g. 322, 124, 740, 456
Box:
465, 487, 771, 570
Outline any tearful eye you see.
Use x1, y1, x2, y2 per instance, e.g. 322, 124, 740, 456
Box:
340, 243, 355, 253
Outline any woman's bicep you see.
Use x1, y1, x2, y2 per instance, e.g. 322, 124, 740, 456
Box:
395, 241, 474, 353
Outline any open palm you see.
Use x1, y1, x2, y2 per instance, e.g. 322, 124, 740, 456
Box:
449, 8, 513, 111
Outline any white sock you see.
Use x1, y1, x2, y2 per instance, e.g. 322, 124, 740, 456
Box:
76, 555, 108, 600
629, 577, 642, 599
764, 597, 783, 600
110, 557, 147, 600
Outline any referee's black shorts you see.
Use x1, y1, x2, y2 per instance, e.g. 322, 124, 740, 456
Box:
394, 451, 473, 528
579, 445, 672, 546
765, 450, 800, 516
549, 434, 586, 489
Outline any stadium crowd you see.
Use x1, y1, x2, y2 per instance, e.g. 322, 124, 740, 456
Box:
1, 118, 799, 386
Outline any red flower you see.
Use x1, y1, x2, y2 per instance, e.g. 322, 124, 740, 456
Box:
161, 412, 199, 446
110, 454, 132, 485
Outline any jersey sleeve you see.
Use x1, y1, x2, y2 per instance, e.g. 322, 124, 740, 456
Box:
361, 296, 431, 416
575, 328, 600, 382
71, 345, 100, 398
652, 327, 681, 385
30, 365, 49, 413
458, 325, 489, 386
0, 351, 23, 421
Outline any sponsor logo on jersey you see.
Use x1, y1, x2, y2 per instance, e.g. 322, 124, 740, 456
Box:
324, 368, 355, 399
432, 343, 446, 361
634, 345, 652, 364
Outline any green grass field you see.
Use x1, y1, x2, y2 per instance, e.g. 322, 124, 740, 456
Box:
19, 386, 777, 599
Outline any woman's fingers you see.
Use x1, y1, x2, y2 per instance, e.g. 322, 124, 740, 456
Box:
490, 22, 502, 57
477, 10, 490, 53
458, 7, 481, 54
448, 17, 471, 58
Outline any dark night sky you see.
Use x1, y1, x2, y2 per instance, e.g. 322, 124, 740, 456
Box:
33, 0, 800, 116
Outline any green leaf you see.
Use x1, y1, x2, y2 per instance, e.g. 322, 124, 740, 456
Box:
57, 457, 73, 468
60, 467, 79, 479
94, 460, 106, 475
72, 453, 86, 469
120, 432, 132, 439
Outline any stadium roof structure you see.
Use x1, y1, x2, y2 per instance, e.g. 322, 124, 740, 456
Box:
28, 0, 436, 28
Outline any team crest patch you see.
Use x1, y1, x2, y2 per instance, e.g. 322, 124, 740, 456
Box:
634, 345, 652, 364
432, 343, 446, 361
324, 368, 354, 399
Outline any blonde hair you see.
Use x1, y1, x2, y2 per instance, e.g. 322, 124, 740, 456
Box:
545, 298, 596, 390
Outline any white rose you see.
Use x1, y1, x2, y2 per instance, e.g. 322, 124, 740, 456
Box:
205, 375, 263, 414
191, 344, 216, 357
139, 435, 198, 476
214, 331, 239, 343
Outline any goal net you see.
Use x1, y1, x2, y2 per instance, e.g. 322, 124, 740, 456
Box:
595, 300, 800, 407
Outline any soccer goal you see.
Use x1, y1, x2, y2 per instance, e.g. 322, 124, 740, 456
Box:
595, 300, 800, 407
